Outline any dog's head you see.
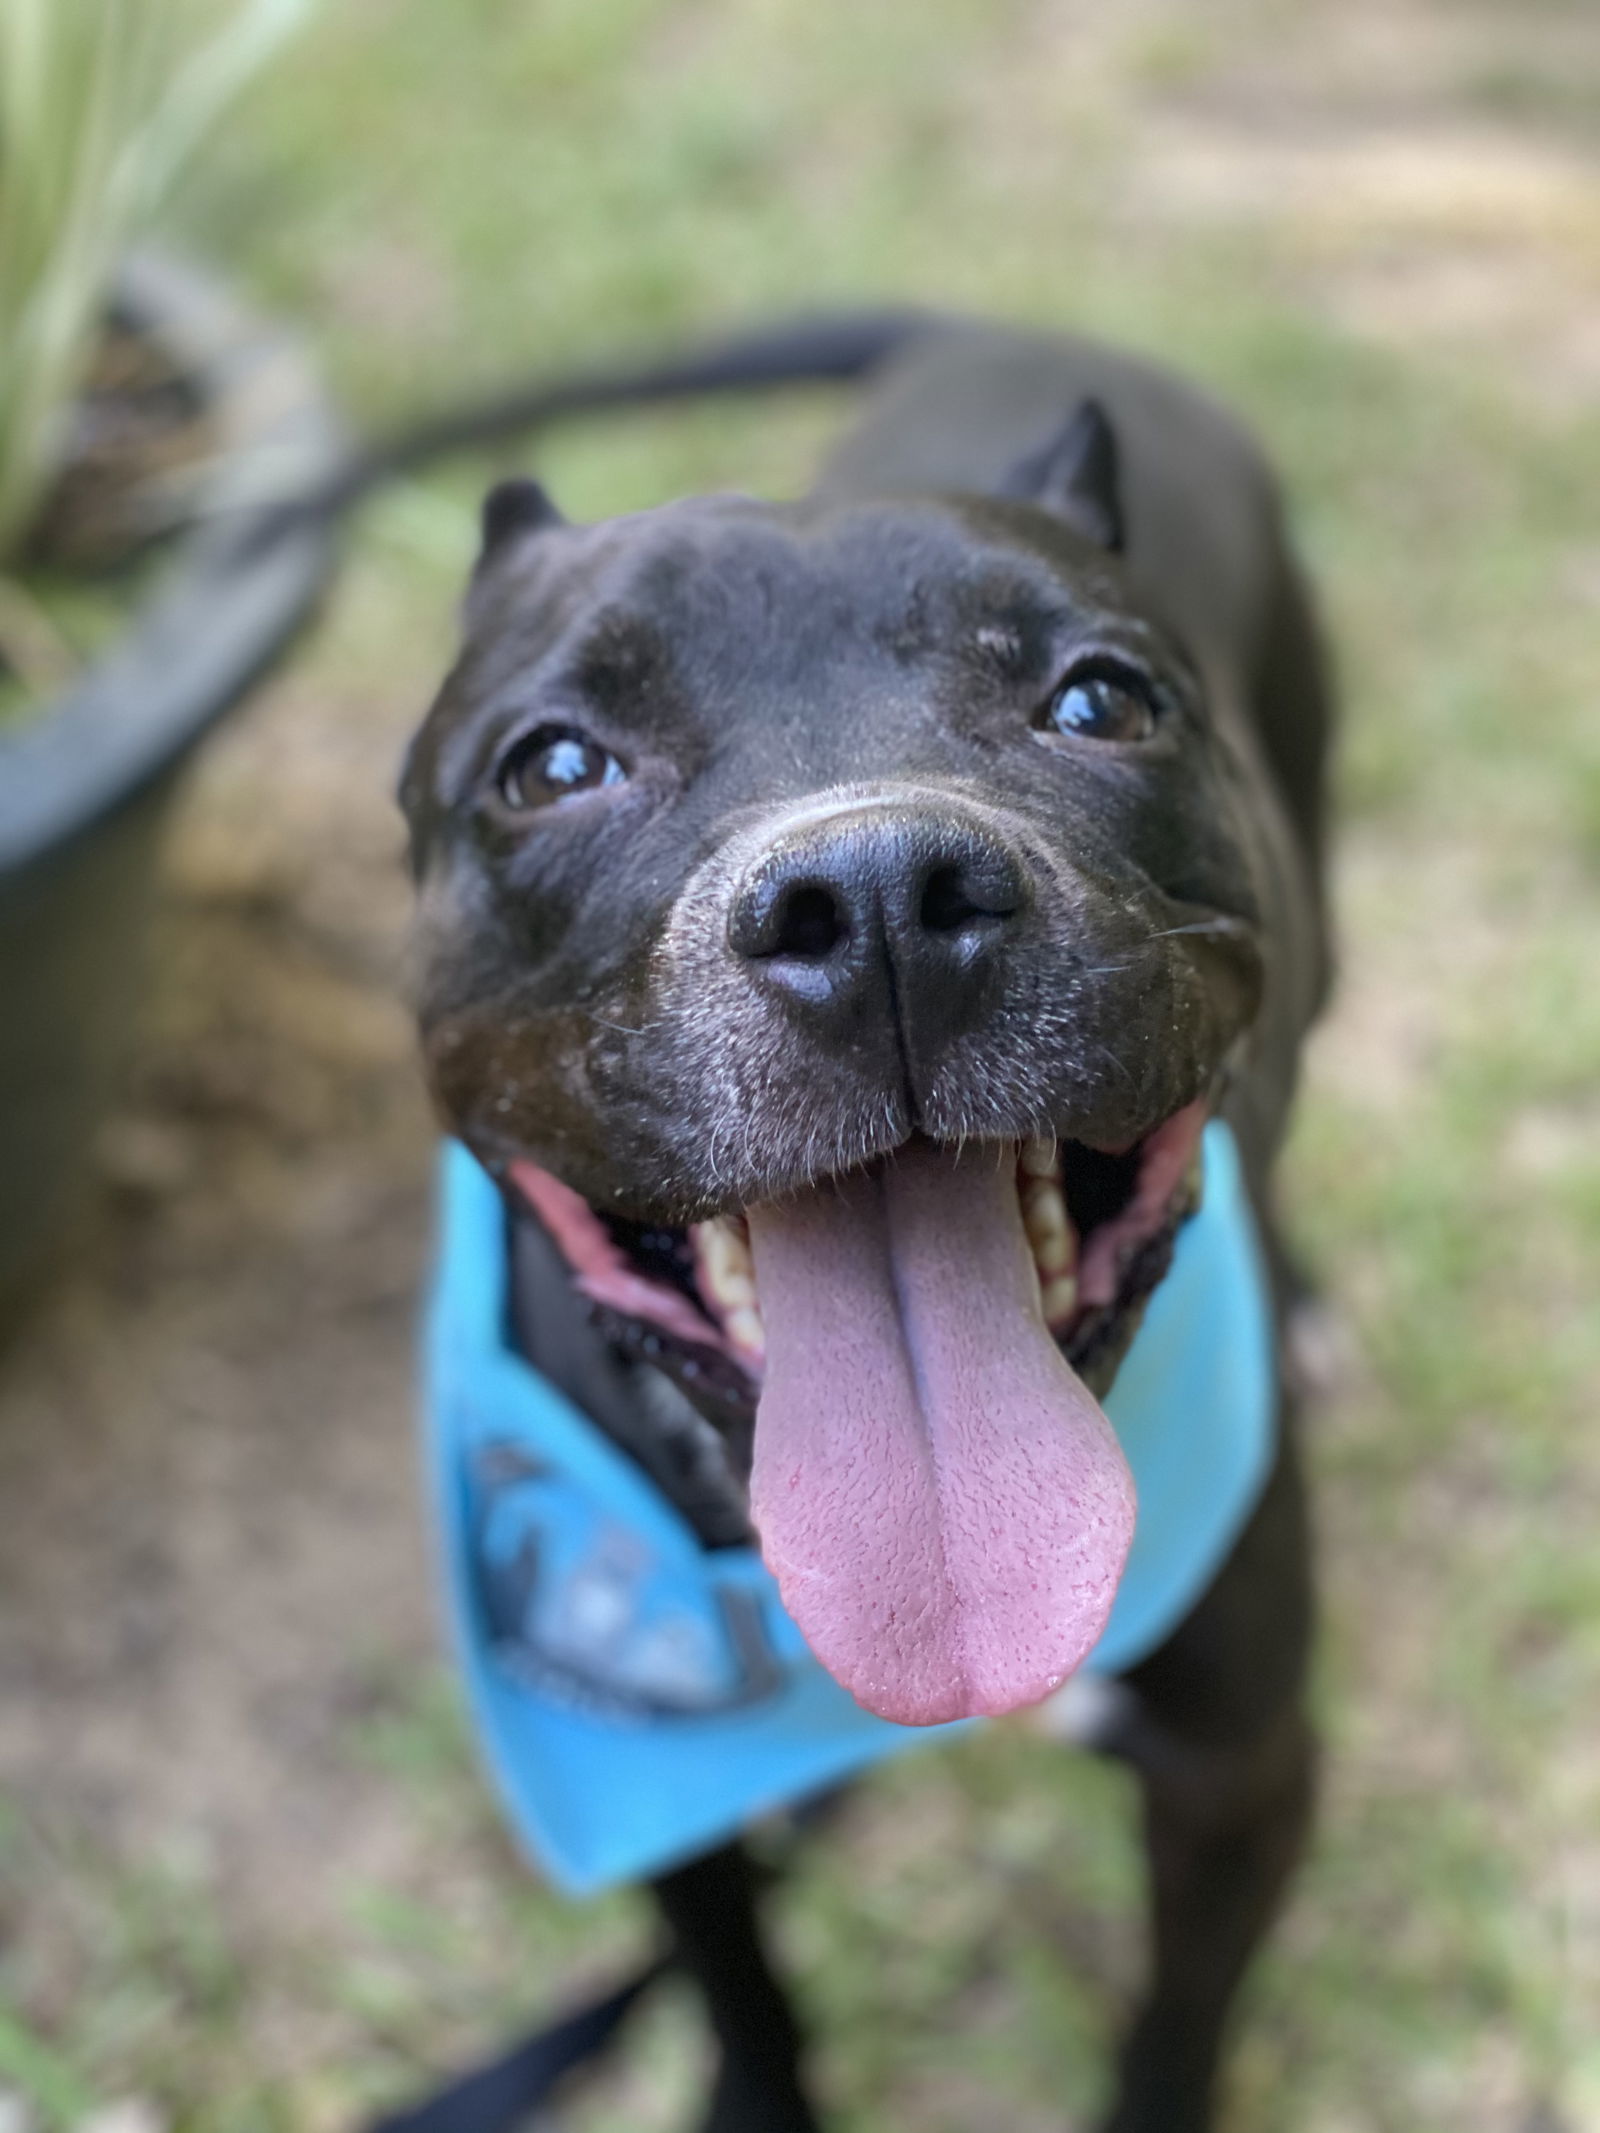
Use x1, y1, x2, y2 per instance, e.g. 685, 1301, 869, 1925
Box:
401, 408, 1275, 1726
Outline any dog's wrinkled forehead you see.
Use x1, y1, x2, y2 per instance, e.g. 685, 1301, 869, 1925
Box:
406, 489, 1173, 841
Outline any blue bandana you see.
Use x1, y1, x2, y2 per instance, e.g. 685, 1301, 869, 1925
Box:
422, 1121, 1275, 1896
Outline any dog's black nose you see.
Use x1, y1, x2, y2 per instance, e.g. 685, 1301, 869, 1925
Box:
728, 805, 1028, 1053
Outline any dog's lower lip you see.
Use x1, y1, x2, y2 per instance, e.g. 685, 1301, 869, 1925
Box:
507, 1099, 1209, 1396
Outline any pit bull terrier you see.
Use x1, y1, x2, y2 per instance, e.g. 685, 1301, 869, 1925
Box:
397, 313, 1333, 2133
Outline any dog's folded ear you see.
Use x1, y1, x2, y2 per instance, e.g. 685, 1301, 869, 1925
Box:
999, 399, 1123, 553
478, 477, 567, 561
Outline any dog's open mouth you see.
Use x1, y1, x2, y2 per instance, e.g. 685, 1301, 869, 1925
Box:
509, 1098, 1207, 1727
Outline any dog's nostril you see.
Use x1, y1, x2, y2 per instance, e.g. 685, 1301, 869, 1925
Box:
770, 882, 848, 960
920, 861, 1017, 935
921, 865, 978, 934
732, 818, 1026, 975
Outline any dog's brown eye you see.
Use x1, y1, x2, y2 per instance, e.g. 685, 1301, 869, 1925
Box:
496, 724, 625, 809
1040, 665, 1159, 744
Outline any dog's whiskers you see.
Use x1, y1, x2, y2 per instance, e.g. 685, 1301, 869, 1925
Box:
1144, 917, 1252, 943
579, 1009, 663, 1037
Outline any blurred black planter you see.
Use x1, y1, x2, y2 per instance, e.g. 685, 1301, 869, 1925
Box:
0, 252, 344, 1324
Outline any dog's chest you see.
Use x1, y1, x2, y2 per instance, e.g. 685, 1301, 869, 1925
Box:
418, 1122, 1276, 1897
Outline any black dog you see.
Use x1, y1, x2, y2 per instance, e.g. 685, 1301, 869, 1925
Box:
398, 313, 1333, 2132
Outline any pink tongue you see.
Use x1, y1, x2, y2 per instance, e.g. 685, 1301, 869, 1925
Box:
747, 1143, 1136, 1727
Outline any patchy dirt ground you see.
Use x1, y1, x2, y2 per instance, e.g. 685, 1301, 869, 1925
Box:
3, 1, 1600, 2127
0, 645, 438, 1935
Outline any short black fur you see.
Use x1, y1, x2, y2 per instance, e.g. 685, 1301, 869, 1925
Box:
398, 311, 1334, 2133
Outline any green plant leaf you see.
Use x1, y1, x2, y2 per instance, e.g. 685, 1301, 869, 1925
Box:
0, 0, 314, 566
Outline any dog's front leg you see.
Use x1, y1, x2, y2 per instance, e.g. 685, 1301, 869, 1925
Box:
652, 1841, 823, 2133
1100, 1426, 1318, 2133
1102, 1699, 1316, 2133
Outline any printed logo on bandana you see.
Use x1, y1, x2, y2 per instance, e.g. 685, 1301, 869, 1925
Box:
468, 1442, 784, 1722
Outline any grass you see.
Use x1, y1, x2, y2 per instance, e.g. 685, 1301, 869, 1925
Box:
4, 0, 1600, 2126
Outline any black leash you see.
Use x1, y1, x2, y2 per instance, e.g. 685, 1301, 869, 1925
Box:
358, 1825, 831, 2132
249, 307, 939, 546
364, 1954, 673, 2133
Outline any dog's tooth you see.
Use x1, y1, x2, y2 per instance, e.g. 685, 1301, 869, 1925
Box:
726, 1304, 765, 1357
721, 1269, 758, 1309
1020, 1171, 1082, 1305
1040, 1272, 1079, 1326
698, 1217, 756, 1304
1021, 1175, 1067, 1240
1020, 1138, 1058, 1181
1020, 1174, 1060, 1221
695, 1216, 765, 1349
704, 1262, 756, 1310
